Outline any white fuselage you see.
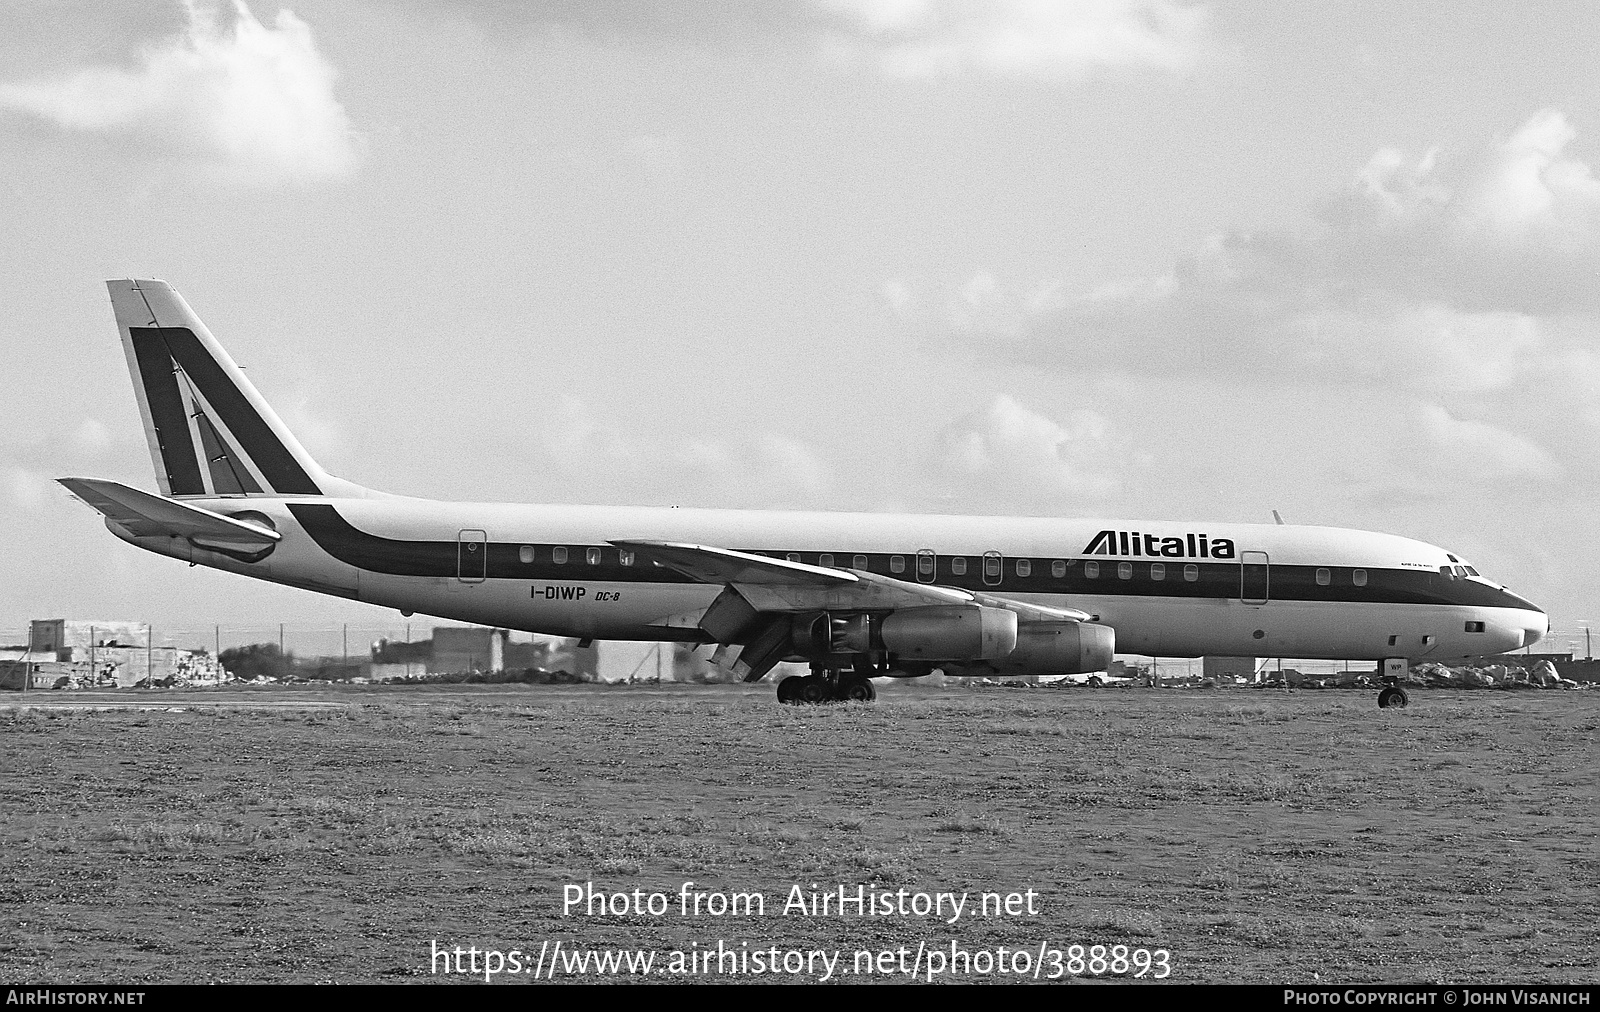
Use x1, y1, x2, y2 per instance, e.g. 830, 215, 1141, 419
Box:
111, 493, 1549, 663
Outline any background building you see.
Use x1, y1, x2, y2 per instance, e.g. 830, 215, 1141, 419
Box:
3, 618, 224, 689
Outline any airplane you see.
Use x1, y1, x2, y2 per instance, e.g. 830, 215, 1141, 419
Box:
59, 279, 1548, 709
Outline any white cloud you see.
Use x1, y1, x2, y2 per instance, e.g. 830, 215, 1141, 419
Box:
535, 394, 830, 505
751, 434, 829, 494
0, 1, 359, 184
1332, 109, 1600, 312
71, 419, 112, 455
936, 394, 1121, 501
818, 0, 1211, 79
7, 468, 53, 512
879, 277, 916, 318
277, 394, 345, 464
906, 111, 1600, 403
1283, 304, 1545, 393
1401, 403, 1556, 479
1463, 109, 1600, 235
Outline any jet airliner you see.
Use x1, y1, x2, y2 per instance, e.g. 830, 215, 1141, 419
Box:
60, 280, 1547, 707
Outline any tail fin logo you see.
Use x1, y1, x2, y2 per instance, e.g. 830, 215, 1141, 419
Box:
111, 280, 326, 498
128, 327, 320, 496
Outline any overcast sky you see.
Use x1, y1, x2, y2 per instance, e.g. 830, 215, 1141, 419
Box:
2, 1, 1598, 652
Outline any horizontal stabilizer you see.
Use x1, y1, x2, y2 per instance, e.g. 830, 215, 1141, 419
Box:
58, 477, 280, 552
611, 540, 858, 586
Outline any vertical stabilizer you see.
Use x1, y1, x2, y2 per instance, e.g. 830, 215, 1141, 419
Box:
108, 279, 330, 497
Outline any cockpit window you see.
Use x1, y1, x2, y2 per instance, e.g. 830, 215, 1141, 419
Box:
1465, 566, 1479, 577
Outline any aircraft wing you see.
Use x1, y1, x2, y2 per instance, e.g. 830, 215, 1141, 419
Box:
58, 477, 280, 553
615, 539, 1093, 681
612, 540, 857, 586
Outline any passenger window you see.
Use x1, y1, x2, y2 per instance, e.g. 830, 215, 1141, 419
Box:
819, 553, 834, 568
518, 545, 535, 564
1465, 621, 1485, 633
1085, 561, 1099, 578
1316, 568, 1330, 586
618, 550, 634, 567
1353, 569, 1367, 587
1016, 559, 1032, 577
552, 547, 568, 565
1151, 563, 1165, 581
852, 555, 867, 569
786, 553, 800, 563
1051, 560, 1066, 578
972, 554, 998, 586
951, 557, 967, 575
586, 547, 601, 565
1184, 564, 1198, 582
917, 553, 935, 576
890, 555, 905, 573
1118, 562, 1132, 580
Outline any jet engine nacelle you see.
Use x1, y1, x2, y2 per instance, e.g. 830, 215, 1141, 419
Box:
1010, 620, 1115, 674
880, 605, 1018, 660
945, 620, 1116, 676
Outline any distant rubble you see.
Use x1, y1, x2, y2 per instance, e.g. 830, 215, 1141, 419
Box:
967, 657, 1593, 692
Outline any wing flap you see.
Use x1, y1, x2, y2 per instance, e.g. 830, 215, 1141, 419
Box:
58, 477, 280, 550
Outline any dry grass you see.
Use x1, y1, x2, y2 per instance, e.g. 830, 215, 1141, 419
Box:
0, 683, 1595, 983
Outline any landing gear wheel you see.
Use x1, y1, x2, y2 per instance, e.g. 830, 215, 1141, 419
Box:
1086, 675, 1104, 688
798, 675, 833, 705
1378, 686, 1409, 709
776, 676, 805, 705
839, 678, 876, 703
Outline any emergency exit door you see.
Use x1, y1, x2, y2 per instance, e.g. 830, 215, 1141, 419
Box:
1240, 551, 1269, 604
458, 529, 487, 583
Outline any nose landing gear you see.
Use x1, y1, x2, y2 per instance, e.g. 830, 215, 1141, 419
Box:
1377, 683, 1409, 708
1377, 657, 1411, 708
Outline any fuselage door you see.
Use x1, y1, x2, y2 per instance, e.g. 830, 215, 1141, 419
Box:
1241, 550, 1269, 604
458, 529, 487, 583
916, 548, 937, 584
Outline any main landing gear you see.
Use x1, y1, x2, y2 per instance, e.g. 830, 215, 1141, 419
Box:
776, 665, 877, 705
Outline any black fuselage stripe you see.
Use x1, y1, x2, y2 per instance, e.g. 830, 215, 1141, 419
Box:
289, 505, 1538, 611
135, 327, 322, 495
130, 330, 205, 495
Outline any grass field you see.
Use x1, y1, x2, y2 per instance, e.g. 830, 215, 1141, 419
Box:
1, 683, 1595, 984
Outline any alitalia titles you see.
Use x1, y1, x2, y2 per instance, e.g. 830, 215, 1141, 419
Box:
1082, 530, 1236, 559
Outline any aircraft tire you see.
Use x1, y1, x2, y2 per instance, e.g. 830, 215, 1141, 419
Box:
777, 676, 805, 705
798, 676, 833, 705
1087, 675, 1104, 688
839, 677, 876, 703
1377, 686, 1409, 709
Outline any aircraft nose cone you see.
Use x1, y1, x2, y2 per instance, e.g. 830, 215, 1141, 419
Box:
1522, 611, 1548, 649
